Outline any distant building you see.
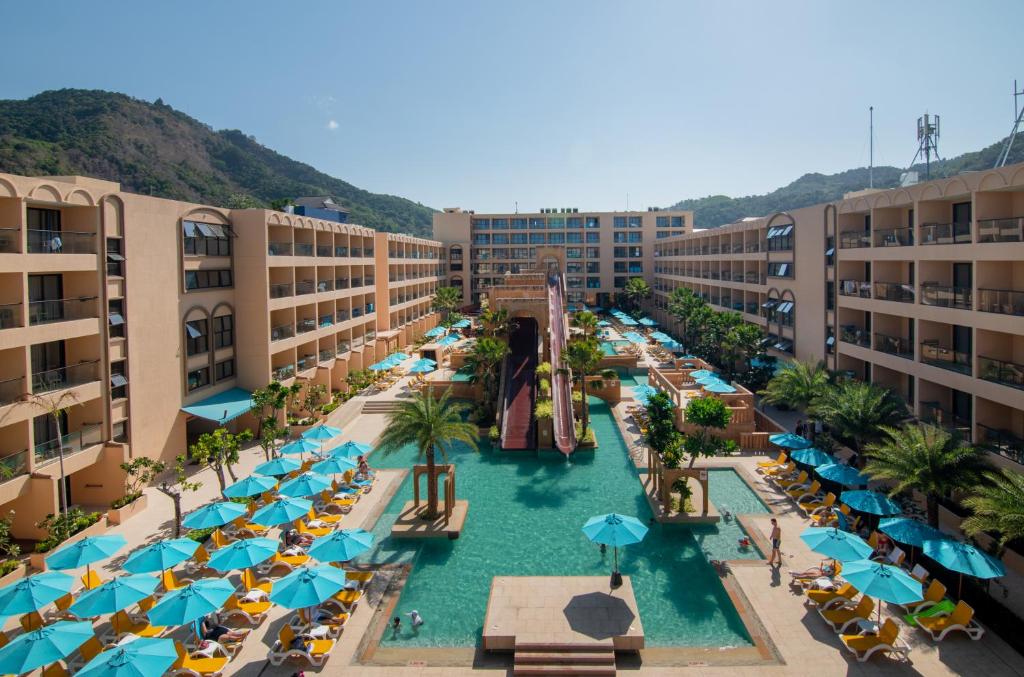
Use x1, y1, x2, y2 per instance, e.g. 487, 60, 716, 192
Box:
292, 196, 349, 223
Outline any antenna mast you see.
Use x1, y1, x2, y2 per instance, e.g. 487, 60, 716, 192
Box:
869, 106, 874, 188
995, 79, 1024, 168
907, 113, 942, 180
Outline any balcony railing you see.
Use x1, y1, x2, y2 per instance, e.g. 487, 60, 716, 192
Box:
335, 278, 350, 289
268, 242, 292, 256
977, 423, 1024, 465
337, 341, 350, 355
269, 282, 293, 299
366, 330, 377, 341
28, 297, 98, 325
335, 246, 349, 257
840, 327, 870, 347
34, 424, 103, 466
297, 355, 316, 372
0, 376, 22, 405
318, 314, 333, 328
316, 245, 332, 257
920, 222, 971, 245
319, 348, 335, 363
295, 280, 315, 295
977, 288, 1024, 316
296, 318, 316, 334
979, 356, 1024, 390
0, 302, 21, 329
920, 283, 971, 310
873, 282, 915, 303
27, 230, 96, 254
31, 361, 100, 394
351, 248, 362, 258
874, 226, 914, 247
364, 277, 375, 286
270, 323, 294, 341
874, 332, 913, 359
0, 450, 28, 483
272, 364, 295, 381
0, 228, 19, 253
839, 231, 871, 248
294, 243, 314, 256
839, 280, 871, 298
336, 310, 350, 322
316, 280, 333, 293
976, 217, 1024, 243
351, 278, 364, 288
921, 403, 972, 440
920, 341, 971, 375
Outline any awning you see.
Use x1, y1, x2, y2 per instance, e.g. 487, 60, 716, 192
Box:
181, 387, 254, 425
776, 301, 794, 314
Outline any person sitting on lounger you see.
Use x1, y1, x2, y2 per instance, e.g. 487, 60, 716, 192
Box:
872, 534, 893, 560
284, 528, 313, 549
201, 615, 248, 643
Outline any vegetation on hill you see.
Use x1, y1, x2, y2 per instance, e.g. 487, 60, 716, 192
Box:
0, 89, 434, 236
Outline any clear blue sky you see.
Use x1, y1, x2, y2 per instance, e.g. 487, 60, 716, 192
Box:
2, 1, 1022, 212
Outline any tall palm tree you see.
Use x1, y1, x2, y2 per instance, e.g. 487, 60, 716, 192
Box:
668, 287, 705, 344
811, 380, 906, 452
623, 277, 651, 312
962, 469, 1024, 548
563, 336, 604, 438
464, 337, 509, 402
20, 390, 80, 515
431, 286, 462, 321
758, 360, 829, 411
480, 306, 512, 340
377, 388, 479, 518
571, 310, 598, 338
864, 423, 990, 527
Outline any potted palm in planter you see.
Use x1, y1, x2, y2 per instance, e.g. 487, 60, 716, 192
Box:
108, 457, 164, 525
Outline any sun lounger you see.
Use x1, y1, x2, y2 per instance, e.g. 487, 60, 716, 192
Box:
267, 625, 335, 667
757, 452, 788, 471
256, 551, 311, 577
901, 579, 946, 615
910, 564, 929, 583
220, 593, 272, 625
345, 570, 375, 589
107, 610, 167, 641
917, 601, 985, 641
820, 596, 874, 632
806, 582, 857, 609
289, 607, 349, 638
791, 481, 822, 503
19, 611, 44, 632
67, 637, 106, 672
239, 567, 273, 593
81, 570, 105, 590
42, 663, 70, 677
774, 470, 806, 489
161, 569, 195, 594
803, 492, 836, 514
841, 619, 909, 662
323, 588, 363, 614
184, 545, 213, 577
170, 640, 230, 677
903, 599, 956, 626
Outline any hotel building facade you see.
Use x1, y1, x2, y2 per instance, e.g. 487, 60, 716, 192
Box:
0, 172, 444, 539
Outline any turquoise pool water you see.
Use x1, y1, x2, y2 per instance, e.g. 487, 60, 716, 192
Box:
600, 340, 630, 356
361, 398, 764, 648
614, 368, 649, 390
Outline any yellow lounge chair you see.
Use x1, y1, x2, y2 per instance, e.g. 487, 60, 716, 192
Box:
323, 588, 362, 614
82, 570, 105, 590
917, 601, 985, 641
267, 625, 335, 667
810, 503, 849, 527
209, 528, 235, 549
345, 570, 375, 589
46, 592, 98, 623
256, 551, 310, 577
803, 492, 836, 515
161, 569, 195, 593
765, 462, 798, 480
221, 594, 271, 626
820, 596, 874, 632
20, 611, 44, 632
902, 579, 945, 615
183, 545, 212, 577
228, 516, 268, 539
307, 508, 343, 526
111, 610, 167, 639
67, 636, 107, 672
289, 607, 349, 638
170, 640, 230, 677
295, 519, 331, 539
757, 452, 787, 471
239, 567, 273, 593
841, 619, 908, 662
806, 582, 857, 609
775, 470, 807, 490
42, 663, 70, 677
791, 481, 822, 503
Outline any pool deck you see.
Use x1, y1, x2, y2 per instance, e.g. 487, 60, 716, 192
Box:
389, 499, 469, 539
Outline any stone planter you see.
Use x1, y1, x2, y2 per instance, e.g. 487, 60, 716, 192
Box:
30, 515, 109, 571
0, 562, 27, 588
107, 493, 148, 526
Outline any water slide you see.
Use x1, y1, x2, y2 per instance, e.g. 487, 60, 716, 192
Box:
500, 318, 537, 450
547, 274, 577, 455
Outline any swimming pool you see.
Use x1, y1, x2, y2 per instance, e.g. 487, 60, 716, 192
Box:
614, 367, 649, 389
600, 340, 630, 356
361, 397, 761, 648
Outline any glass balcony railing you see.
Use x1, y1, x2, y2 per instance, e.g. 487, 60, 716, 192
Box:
840, 327, 870, 347
270, 324, 294, 341
977, 423, 1024, 465
297, 355, 316, 372
920, 341, 971, 375
874, 332, 913, 359
873, 282, 915, 303
316, 280, 333, 293
318, 314, 333, 328
319, 348, 335, 363
335, 246, 349, 257
976, 217, 1023, 243
351, 248, 362, 258
920, 283, 971, 310
839, 280, 871, 298
294, 243, 314, 257
874, 226, 914, 247
839, 231, 871, 248
921, 403, 972, 440
31, 361, 100, 394
34, 424, 103, 466
295, 280, 315, 295
0, 376, 22, 405
365, 330, 377, 341
27, 230, 97, 254
272, 364, 295, 381
269, 282, 293, 299
335, 278, 350, 289
28, 297, 98, 325
267, 242, 292, 256
979, 356, 1024, 390
0, 302, 21, 329
920, 222, 971, 245
977, 288, 1024, 316
316, 245, 332, 257
296, 318, 316, 334
351, 278, 364, 288
337, 341, 350, 355
0, 450, 28, 483
0, 228, 19, 253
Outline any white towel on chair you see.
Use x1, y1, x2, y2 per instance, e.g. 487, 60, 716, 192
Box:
241, 589, 268, 603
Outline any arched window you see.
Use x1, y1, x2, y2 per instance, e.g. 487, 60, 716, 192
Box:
449, 245, 463, 271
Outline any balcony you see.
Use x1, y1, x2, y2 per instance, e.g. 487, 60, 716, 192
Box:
365, 249, 374, 257
364, 277, 375, 286
335, 278, 350, 289
351, 278, 364, 288
318, 348, 335, 363
32, 361, 100, 394
978, 288, 1024, 316
350, 248, 362, 258
28, 297, 98, 325
0, 376, 23, 405
296, 318, 316, 334
269, 283, 293, 299
318, 314, 333, 329
874, 226, 914, 247
920, 283, 971, 310
316, 280, 333, 293
268, 242, 292, 256
977, 217, 1023, 243
27, 230, 96, 254
297, 354, 317, 372
294, 243, 314, 257
0, 302, 21, 329
920, 222, 971, 245
977, 423, 1024, 465
839, 280, 871, 298
337, 341, 350, 355
336, 310, 349, 322
920, 341, 971, 375
978, 356, 1024, 390
270, 323, 294, 342
335, 246, 349, 257
0, 450, 28, 483
272, 364, 295, 381
839, 231, 871, 249
295, 280, 315, 295
840, 326, 870, 348
874, 332, 913, 359
34, 423, 103, 466
316, 245, 332, 257
0, 228, 19, 253
921, 403, 972, 440
873, 282, 915, 303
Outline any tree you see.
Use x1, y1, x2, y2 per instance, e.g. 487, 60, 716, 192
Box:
250, 381, 296, 459
117, 457, 165, 506
644, 392, 677, 454
571, 310, 598, 339
441, 311, 465, 330
563, 336, 604, 438
722, 319, 764, 379
480, 307, 512, 340
758, 360, 829, 411
377, 388, 479, 519
811, 380, 906, 452
188, 428, 254, 492
157, 455, 202, 538
20, 390, 81, 516
683, 396, 735, 467
963, 469, 1024, 549
302, 383, 328, 416
432, 286, 462, 320
668, 287, 705, 345
464, 338, 509, 424
623, 277, 651, 312
864, 424, 990, 527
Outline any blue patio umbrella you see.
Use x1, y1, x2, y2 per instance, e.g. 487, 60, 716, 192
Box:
0, 619, 94, 675
309, 528, 375, 563
207, 537, 279, 572
182, 501, 247, 530
409, 362, 436, 374
816, 463, 869, 487
768, 432, 812, 449
279, 471, 334, 498
368, 359, 395, 371
390, 352, 412, 362
703, 381, 737, 394
330, 441, 372, 459
622, 332, 647, 344
269, 565, 348, 609
312, 455, 357, 476
800, 526, 873, 561
75, 637, 177, 677
46, 534, 127, 572
146, 579, 235, 628
254, 456, 301, 476
790, 447, 837, 467
223, 474, 279, 499
840, 490, 902, 517
123, 538, 199, 574
279, 438, 321, 456
0, 572, 74, 614
424, 326, 446, 338
879, 518, 946, 549
842, 559, 923, 619
582, 513, 648, 580
620, 318, 638, 326
69, 574, 159, 617
451, 319, 471, 329
649, 331, 671, 341
597, 320, 611, 327
633, 384, 658, 399
923, 538, 1005, 596
302, 425, 343, 442
661, 340, 685, 351
639, 317, 657, 326
689, 369, 716, 379
251, 497, 314, 526
437, 334, 459, 347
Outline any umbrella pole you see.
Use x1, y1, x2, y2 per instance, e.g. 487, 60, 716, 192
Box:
958, 573, 963, 599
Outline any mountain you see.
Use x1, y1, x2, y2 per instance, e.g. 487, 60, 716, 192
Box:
670, 134, 1024, 228
0, 89, 434, 236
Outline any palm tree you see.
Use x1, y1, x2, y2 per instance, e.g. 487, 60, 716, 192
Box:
20, 390, 80, 515
668, 287, 705, 344
864, 423, 990, 527
962, 469, 1024, 549
723, 320, 764, 378
377, 388, 479, 518
563, 336, 604, 438
480, 307, 512, 340
464, 337, 509, 403
758, 360, 829, 411
431, 286, 462, 321
811, 380, 906, 452
571, 310, 598, 338
623, 277, 651, 312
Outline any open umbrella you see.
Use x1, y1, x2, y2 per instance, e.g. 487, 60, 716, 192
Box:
649, 331, 671, 342
45, 535, 127, 580
800, 526, 874, 561
661, 340, 685, 351
278, 472, 333, 498
424, 326, 446, 338
703, 381, 737, 394
390, 352, 412, 362
694, 375, 723, 386
181, 501, 247, 530
75, 637, 177, 677
639, 317, 657, 326
312, 455, 357, 477
408, 362, 436, 374
0, 571, 74, 614
69, 574, 159, 617
582, 513, 648, 586
270, 565, 348, 609
146, 579, 235, 628
923, 538, 1005, 596
597, 320, 611, 327
309, 528, 375, 563
451, 319, 471, 329
620, 318, 638, 326
279, 438, 321, 456
769, 433, 812, 449
206, 537, 279, 572
879, 518, 946, 549
330, 441, 372, 459
791, 448, 836, 467
254, 456, 301, 476
632, 384, 658, 399
840, 490, 902, 517
437, 334, 459, 347
842, 559, 923, 621
123, 538, 199, 574
301, 425, 343, 457
251, 497, 313, 527
689, 369, 715, 379
816, 463, 869, 487
223, 474, 278, 499
0, 620, 93, 675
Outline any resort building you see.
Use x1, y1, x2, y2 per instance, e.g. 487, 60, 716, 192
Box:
431, 207, 693, 308
0, 172, 444, 539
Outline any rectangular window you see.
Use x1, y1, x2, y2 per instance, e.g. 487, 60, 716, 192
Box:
672, 216, 684, 227
548, 233, 565, 244
471, 219, 490, 230
585, 217, 600, 229
110, 361, 128, 400
628, 216, 642, 228
566, 217, 582, 228
586, 277, 601, 289
566, 232, 583, 243
529, 233, 546, 244
656, 216, 669, 227
184, 269, 232, 290
108, 299, 125, 338
548, 217, 565, 229
767, 262, 793, 278
614, 262, 627, 273
614, 276, 627, 289
112, 421, 128, 443
511, 218, 528, 230
566, 262, 583, 273
511, 233, 528, 244
187, 367, 210, 392
472, 234, 490, 245
614, 247, 627, 258
585, 232, 600, 243
28, 207, 61, 230
106, 238, 125, 276
613, 216, 627, 228
492, 248, 508, 259
566, 247, 582, 259
628, 232, 642, 243
215, 358, 235, 381
529, 218, 545, 229
492, 233, 509, 244
585, 247, 600, 258
586, 262, 600, 273
182, 221, 231, 257
614, 232, 628, 243
213, 314, 234, 349
491, 218, 508, 229
186, 319, 208, 355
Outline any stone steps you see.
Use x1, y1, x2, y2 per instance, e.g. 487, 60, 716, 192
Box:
360, 400, 404, 414
513, 644, 616, 677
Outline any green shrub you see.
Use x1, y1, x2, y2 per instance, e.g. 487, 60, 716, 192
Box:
186, 527, 216, 543
574, 421, 595, 444
0, 559, 20, 577
35, 509, 102, 553
488, 425, 500, 443
110, 491, 142, 510
535, 362, 552, 377
534, 399, 553, 419
320, 400, 340, 415
571, 390, 583, 403
539, 378, 551, 395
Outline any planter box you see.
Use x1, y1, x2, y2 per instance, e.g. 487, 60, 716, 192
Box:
0, 562, 27, 588
107, 493, 148, 526
29, 515, 109, 571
